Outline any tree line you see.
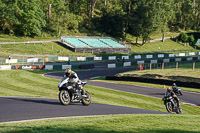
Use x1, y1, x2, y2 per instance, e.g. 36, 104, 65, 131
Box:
0, 0, 200, 44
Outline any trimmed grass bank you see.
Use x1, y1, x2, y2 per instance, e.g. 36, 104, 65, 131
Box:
116, 67, 200, 83
0, 37, 198, 57
0, 42, 94, 57
0, 114, 200, 133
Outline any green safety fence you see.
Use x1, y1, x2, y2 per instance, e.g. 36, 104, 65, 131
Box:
71, 65, 79, 70
69, 57, 77, 61
86, 57, 94, 61
53, 65, 62, 70
102, 56, 108, 60
47, 56, 58, 61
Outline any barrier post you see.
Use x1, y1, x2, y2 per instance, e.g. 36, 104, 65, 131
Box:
176, 62, 178, 71
162, 63, 164, 70
150, 63, 152, 71
193, 62, 195, 71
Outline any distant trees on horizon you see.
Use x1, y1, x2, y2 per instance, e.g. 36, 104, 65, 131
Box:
0, 0, 200, 43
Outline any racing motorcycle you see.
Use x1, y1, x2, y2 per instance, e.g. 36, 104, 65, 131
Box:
172, 87, 183, 96
58, 77, 91, 106
162, 92, 182, 114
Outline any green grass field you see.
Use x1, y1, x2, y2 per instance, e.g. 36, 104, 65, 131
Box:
0, 39, 198, 57
130, 39, 197, 53
0, 114, 200, 133
0, 34, 58, 42
0, 42, 94, 57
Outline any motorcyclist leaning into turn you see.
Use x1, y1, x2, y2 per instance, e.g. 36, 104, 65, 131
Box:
167, 87, 180, 107
172, 83, 178, 91
64, 68, 86, 96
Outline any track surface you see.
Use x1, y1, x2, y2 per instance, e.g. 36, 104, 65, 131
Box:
0, 96, 167, 123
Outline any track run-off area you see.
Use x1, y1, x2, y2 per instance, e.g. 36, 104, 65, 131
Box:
0, 67, 199, 123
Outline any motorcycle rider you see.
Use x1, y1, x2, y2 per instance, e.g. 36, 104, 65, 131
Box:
172, 83, 178, 92
167, 87, 180, 107
64, 68, 85, 97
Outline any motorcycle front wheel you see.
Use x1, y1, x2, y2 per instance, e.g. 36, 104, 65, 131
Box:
165, 101, 173, 113
59, 90, 71, 105
82, 91, 91, 106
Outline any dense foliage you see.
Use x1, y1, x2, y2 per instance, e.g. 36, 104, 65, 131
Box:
0, 0, 200, 43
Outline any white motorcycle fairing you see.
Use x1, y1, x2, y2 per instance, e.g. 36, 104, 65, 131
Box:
58, 77, 69, 88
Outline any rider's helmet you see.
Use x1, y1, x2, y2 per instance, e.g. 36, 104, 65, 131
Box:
65, 68, 72, 77
167, 87, 172, 93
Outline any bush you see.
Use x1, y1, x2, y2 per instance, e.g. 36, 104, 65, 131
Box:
188, 35, 195, 44
180, 33, 188, 42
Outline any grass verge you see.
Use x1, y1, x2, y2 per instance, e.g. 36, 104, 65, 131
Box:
0, 114, 199, 133
0, 37, 198, 57
129, 39, 197, 53
0, 42, 94, 57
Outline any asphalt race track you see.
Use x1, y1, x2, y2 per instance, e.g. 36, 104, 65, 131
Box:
0, 96, 168, 123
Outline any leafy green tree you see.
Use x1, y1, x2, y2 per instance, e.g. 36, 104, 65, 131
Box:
0, 0, 18, 34
182, 0, 194, 30
47, 0, 80, 36
130, 0, 160, 44
17, 0, 46, 36
179, 32, 188, 46
193, 0, 200, 30
156, 0, 174, 42
99, 10, 124, 37
188, 35, 195, 45
68, 0, 87, 16
127, 0, 141, 43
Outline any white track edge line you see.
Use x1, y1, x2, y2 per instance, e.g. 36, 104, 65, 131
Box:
0, 115, 106, 124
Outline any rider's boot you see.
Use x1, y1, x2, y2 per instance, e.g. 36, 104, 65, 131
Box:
81, 89, 87, 97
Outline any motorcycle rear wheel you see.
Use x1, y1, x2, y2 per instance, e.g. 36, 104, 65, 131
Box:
59, 90, 71, 105
165, 102, 173, 113
82, 91, 91, 106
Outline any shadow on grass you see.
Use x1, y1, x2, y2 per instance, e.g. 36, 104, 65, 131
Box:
0, 126, 198, 133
